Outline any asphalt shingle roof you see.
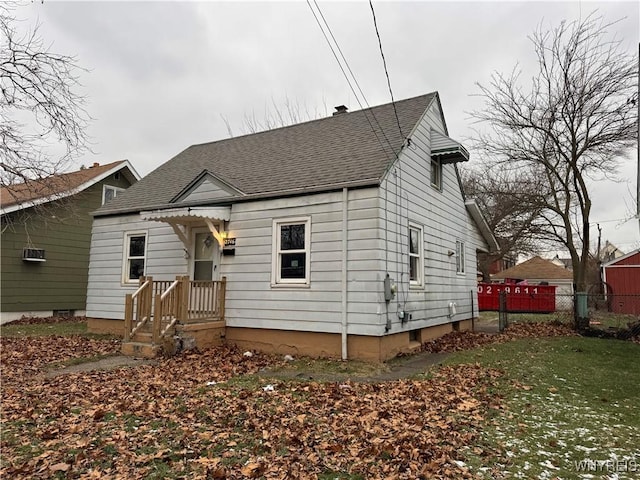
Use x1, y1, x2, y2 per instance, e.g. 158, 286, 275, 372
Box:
492, 256, 574, 281
1, 161, 126, 210
96, 93, 438, 216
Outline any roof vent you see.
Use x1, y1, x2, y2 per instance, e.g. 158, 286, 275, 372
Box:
333, 105, 348, 116
90, 162, 99, 168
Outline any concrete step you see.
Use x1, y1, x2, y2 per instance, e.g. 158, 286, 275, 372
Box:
121, 341, 161, 358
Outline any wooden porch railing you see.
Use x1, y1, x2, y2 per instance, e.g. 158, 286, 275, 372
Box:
124, 276, 153, 342
124, 276, 227, 344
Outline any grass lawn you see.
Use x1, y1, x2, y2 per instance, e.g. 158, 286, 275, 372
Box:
444, 337, 640, 479
1, 320, 89, 337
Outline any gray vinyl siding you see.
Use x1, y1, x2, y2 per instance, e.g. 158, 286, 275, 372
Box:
222, 191, 350, 333
176, 177, 235, 203
86, 214, 187, 319
377, 99, 483, 333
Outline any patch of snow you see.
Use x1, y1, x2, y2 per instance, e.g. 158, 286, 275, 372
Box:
539, 460, 559, 470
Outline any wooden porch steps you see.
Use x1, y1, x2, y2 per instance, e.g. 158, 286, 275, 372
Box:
122, 275, 227, 358
121, 320, 177, 358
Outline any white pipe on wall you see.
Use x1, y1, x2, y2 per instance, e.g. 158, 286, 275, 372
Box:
341, 187, 348, 360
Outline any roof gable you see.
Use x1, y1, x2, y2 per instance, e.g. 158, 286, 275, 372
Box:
492, 256, 574, 281
1, 160, 140, 215
96, 93, 441, 216
171, 170, 244, 204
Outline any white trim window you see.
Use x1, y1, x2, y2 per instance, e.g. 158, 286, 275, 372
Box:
103, 184, 125, 205
409, 223, 424, 287
123, 232, 147, 284
456, 240, 465, 274
430, 157, 442, 189
272, 217, 311, 286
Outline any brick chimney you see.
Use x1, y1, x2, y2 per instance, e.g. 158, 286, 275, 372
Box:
333, 105, 348, 116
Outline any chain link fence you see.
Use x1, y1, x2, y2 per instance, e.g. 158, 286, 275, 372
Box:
476, 289, 640, 341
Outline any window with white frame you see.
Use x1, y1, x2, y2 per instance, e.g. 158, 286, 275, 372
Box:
409, 224, 424, 287
123, 232, 147, 283
103, 185, 125, 205
272, 217, 310, 285
456, 240, 465, 274
430, 157, 442, 189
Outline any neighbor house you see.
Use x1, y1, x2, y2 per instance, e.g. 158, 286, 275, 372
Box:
86, 93, 498, 361
602, 249, 640, 315
1, 161, 140, 323
599, 241, 625, 264
492, 255, 574, 297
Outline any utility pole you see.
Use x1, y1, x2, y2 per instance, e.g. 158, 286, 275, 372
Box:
596, 223, 602, 262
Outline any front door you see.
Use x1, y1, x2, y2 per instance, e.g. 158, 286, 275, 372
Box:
192, 230, 219, 281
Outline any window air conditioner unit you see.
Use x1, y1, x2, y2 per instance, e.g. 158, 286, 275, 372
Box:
22, 248, 46, 262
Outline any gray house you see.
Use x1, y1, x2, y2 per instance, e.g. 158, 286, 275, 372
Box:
86, 92, 498, 361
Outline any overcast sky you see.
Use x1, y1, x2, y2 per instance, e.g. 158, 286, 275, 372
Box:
11, 0, 640, 255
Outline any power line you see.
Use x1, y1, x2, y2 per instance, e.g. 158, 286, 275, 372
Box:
306, 0, 397, 161
589, 217, 634, 225
307, 0, 410, 294
368, 0, 404, 140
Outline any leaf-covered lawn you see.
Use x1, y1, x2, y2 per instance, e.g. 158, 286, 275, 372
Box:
2, 337, 500, 479
2, 320, 636, 479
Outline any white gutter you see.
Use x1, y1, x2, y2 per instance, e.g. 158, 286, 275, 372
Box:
341, 187, 348, 360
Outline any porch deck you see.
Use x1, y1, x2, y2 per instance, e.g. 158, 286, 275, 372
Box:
122, 275, 226, 356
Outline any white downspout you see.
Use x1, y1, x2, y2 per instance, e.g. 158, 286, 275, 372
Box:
341, 187, 348, 360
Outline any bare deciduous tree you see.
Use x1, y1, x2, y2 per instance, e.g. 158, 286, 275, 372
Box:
461, 164, 548, 280
1, 2, 89, 215
471, 13, 638, 293
221, 96, 330, 137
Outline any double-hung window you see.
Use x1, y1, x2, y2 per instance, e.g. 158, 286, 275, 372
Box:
409, 223, 424, 287
456, 240, 465, 274
272, 217, 310, 286
123, 232, 147, 283
430, 157, 442, 189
